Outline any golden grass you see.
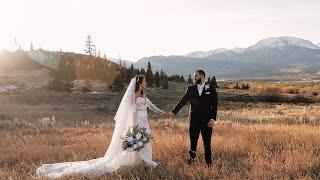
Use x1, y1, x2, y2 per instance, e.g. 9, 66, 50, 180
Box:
218, 102, 320, 125
0, 120, 319, 179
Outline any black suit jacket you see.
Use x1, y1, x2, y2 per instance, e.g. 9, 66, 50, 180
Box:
171, 82, 218, 125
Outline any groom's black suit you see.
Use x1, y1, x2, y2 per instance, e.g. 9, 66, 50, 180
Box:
171, 81, 218, 165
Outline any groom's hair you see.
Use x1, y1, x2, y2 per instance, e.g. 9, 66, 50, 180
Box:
196, 69, 205, 77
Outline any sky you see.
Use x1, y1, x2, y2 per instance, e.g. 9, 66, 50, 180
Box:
0, 0, 320, 61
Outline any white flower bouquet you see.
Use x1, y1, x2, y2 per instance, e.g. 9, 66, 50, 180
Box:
121, 125, 152, 152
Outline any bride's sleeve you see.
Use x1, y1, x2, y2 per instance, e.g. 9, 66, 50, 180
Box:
146, 97, 165, 115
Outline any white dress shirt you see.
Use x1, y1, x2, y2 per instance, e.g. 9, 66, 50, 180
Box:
198, 82, 215, 122
197, 82, 205, 96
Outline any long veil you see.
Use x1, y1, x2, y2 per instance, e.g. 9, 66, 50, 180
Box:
36, 78, 138, 178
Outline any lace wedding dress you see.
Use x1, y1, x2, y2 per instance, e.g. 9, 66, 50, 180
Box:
35, 78, 165, 179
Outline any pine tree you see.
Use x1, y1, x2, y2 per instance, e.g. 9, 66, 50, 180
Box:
188, 74, 193, 84
212, 76, 218, 88
128, 64, 135, 79
154, 71, 160, 87
113, 71, 125, 90
140, 68, 146, 75
145, 62, 154, 87
234, 82, 239, 89
84, 35, 95, 56
160, 70, 165, 82
180, 75, 185, 82
161, 75, 169, 89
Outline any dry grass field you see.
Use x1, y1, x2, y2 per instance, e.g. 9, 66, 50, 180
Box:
1, 73, 320, 179
0, 120, 319, 179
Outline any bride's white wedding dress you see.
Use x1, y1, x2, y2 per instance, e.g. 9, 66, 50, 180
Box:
35, 78, 165, 179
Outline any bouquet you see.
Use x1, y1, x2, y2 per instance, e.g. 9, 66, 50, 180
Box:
121, 125, 153, 152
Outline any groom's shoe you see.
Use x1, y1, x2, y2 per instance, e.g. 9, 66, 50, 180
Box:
188, 150, 196, 166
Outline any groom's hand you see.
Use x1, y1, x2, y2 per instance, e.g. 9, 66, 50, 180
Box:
207, 119, 215, 127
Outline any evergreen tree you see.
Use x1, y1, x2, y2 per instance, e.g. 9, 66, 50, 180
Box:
242, 84, 250, 90
180, 75, 185, 82
145, 62, 154, 87
135, 68, 141, 75
161, 75, 169, 89
113, 71, 125, 90
140, 68, 146, 75
234, 82, 240, 89
154, 71, 160, 87
188, 74, 193, 84
160, 70, 165, 82
84, 35, 95, 56
211, 76, 218, 88
128, 64, 135, 79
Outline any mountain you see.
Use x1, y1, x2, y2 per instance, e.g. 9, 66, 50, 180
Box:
247, 37, 318, 50
230, 47, 246, 53
108, 57, 134, 67
317, 43, 320, 48
185, 48, 229, 58
134, 36, 320, 79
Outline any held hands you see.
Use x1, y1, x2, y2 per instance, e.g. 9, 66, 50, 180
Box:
207, 119, 215, 127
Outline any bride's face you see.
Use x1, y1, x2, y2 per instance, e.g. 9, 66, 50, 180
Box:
141, 78, 147, 90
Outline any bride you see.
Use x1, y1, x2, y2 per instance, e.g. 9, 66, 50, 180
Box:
36, 75, 171, 178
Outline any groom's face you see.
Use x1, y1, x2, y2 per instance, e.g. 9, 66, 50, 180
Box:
194, 72, 203, 84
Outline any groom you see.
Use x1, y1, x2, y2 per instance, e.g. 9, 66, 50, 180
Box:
169, 69, 218, 167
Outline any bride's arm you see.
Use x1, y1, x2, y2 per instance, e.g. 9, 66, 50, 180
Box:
146, 97, 165, 116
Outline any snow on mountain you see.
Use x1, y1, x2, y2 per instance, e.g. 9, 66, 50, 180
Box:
230, 47, 246, 53
185, 48, 229, 58
135, 36, 320, 79
317, 43, 320, 48
208, 48, 229, 54
248, 36, 319, 50
184, 51, 209, 58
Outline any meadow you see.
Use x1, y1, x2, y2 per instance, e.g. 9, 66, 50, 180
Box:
0, 80, 320, 179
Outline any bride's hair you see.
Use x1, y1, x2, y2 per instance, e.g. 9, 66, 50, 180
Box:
135, 74, 145, 97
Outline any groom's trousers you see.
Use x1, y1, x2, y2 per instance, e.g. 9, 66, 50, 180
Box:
189, 121, 213, 164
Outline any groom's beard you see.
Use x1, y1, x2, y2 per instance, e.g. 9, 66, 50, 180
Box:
194, 79, 201, 84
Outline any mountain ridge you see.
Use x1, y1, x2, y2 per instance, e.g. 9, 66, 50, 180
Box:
134, 36, 320, 79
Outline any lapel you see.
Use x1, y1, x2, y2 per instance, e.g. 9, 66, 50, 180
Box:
200, 82, 208, 97
195, 82, 207, 97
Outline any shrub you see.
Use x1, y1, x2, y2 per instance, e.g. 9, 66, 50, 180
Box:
285, 87, 300, 94
48, 79, 73, 92
260, 87, 284, 102
312, 91, 318, 96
